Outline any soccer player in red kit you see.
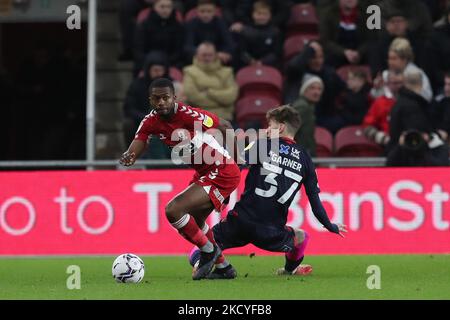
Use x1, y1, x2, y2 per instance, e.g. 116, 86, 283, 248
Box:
119, 78, 241, 280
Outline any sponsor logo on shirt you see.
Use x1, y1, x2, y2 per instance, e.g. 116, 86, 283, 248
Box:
203, 115, 214, 128
291, 148, 300, 160
280, 144, 290, 155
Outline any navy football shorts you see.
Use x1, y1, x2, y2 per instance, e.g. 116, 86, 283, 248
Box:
213, 211, 296, 253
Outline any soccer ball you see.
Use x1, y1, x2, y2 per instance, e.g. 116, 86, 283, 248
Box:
112, 253, 145, 283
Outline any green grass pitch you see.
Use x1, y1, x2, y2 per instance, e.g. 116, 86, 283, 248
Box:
0, 254, 449, 299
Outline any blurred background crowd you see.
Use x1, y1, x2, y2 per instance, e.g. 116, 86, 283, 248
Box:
1, 0, 449, 166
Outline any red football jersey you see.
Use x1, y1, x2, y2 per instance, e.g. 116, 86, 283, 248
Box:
134, 102, 236, 174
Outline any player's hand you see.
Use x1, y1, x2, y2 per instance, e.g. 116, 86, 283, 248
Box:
335, 223, 347, 238
119, 151, 136, 166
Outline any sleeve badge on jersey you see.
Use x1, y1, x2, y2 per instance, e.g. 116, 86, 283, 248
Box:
203, 115, 214, 128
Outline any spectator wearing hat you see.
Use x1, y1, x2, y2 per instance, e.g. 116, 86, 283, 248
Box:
379, 0, 433, 39
291, 74, 324, 157
285, 40, 346, 134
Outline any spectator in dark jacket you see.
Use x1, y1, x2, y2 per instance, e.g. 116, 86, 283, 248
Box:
379, 0, 433, 39
319, 0, 371, 67
430, 7, 450, 90
118, 0, 151, 61
225, 0, 291, 31
184, 0, 235, 65
221, 0, 251, 30
134, 0, 184, 72
236, 0, 282, 69
339, 68, 372, 126
386, 68, 449, 166
431, 72, 450, 141
123, 51, 172, 159
285, 40, 346, 133
368, 11, 428, 79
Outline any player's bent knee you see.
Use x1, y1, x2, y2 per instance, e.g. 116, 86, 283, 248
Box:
294, 229, 306, 245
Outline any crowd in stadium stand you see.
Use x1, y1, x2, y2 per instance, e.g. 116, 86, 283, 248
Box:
120, 0, 449, 165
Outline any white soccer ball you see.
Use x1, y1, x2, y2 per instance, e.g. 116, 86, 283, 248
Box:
112, 253, 145, 283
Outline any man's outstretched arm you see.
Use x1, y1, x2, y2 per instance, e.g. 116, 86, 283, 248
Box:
119, 139, 147, 166
308, 192, 347, 237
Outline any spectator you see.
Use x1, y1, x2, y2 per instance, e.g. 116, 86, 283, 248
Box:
379, 0, 433, 38
183, 42, 239, 121
285, 40, 346, 133
291, 74, 324, 157
368, 11, 428, 78
363, 70, 404, 148
123, 51, 172, 159
118, 0, 151, 61
224, 0, 291, 32
184, 0, 235, 65
221, 0, 252, 30
134, 0, 184, 72
236, 0, 282, 69
386, 68, 449, 166
338, 68, 372, 126
430, 7, 450, 89
387, 37, 433, 102
431, 72, 450, 142
319, 0, 370, 67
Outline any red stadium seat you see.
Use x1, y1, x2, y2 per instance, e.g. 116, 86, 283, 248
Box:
236, 65, 283, 100
137, 8, 183, 24
336, 64, 372, 84
315, 126, 333, 157
283, 33, 319, 63
287, 3, 319, 37
334, 126, 383, 157
235, 95, 281, 129
184, 7, 222, 22
169, 67, 183, 82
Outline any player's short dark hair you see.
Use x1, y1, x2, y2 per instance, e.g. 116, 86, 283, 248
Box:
266, 105, 301, 135
148, 78, 175, 94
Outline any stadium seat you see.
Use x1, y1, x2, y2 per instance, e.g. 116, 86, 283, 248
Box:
136, 8, 184, 24
283, 33, 319, 63
169, 67, 183, 82
235, 95, 281, 129
184, 7, 222, 22
236, 65, 283, 100
286, 3, 319, 37
336, 64, 372, 84
334, 126, 383, 157
315, 126, 333, 157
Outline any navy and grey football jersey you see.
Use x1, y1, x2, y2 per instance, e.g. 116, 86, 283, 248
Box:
234, 137, 320, 227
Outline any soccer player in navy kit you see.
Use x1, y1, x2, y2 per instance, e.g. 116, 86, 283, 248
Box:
190, 105, 347, 278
